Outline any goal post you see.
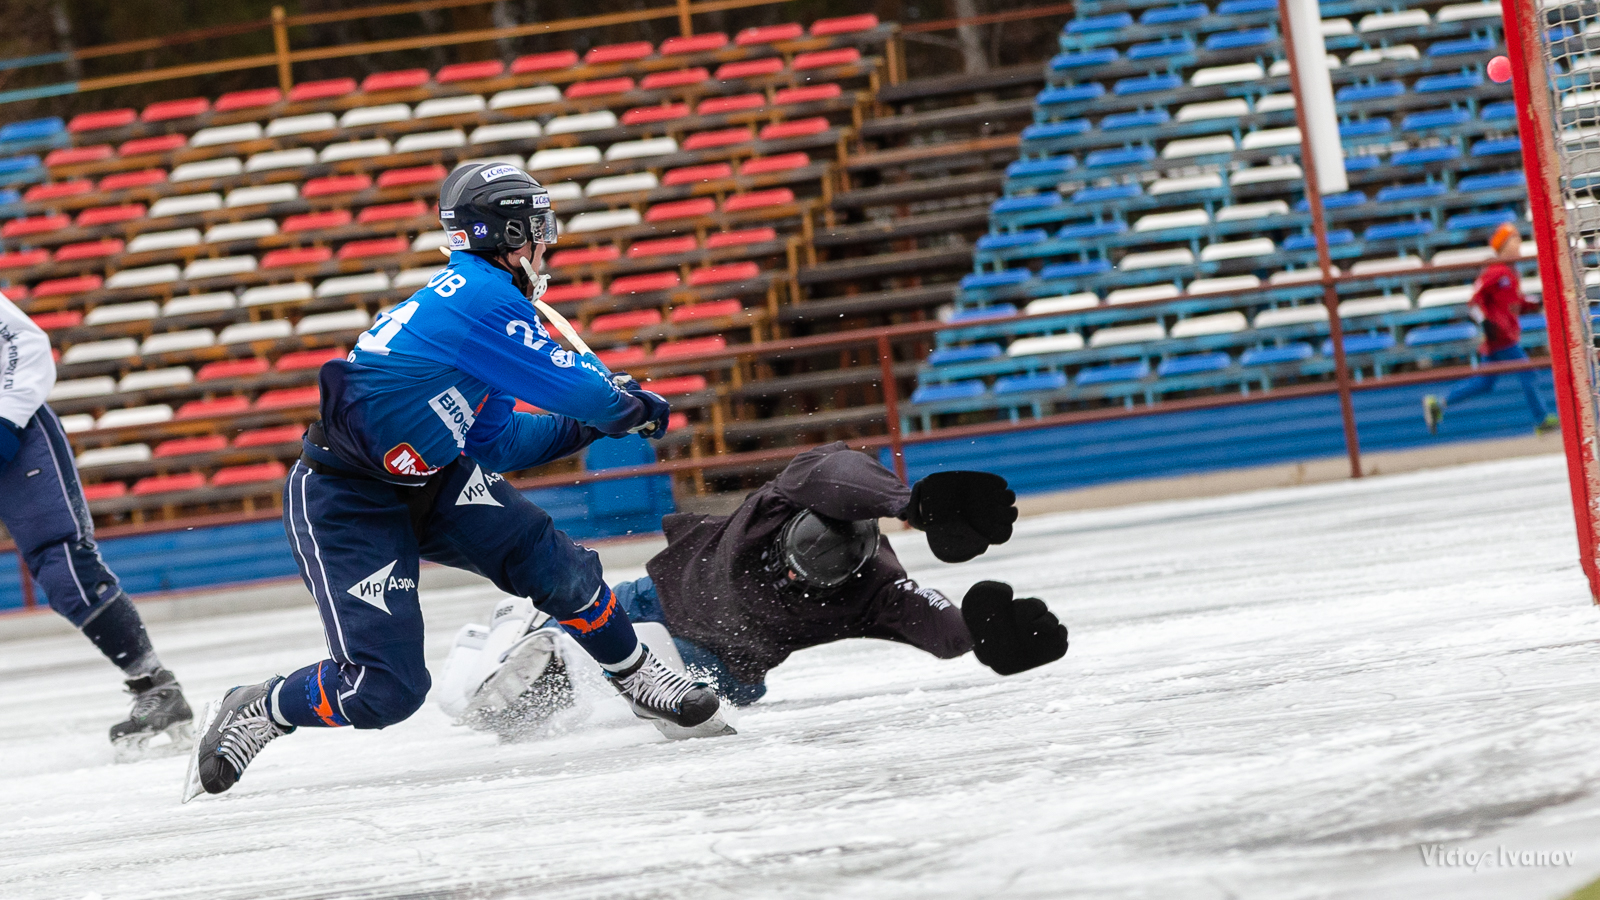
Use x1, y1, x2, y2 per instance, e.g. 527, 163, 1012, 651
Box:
1502, 0, 1600, 602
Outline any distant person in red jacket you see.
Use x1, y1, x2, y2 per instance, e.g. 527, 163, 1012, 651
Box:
1423, 223, 1559, 436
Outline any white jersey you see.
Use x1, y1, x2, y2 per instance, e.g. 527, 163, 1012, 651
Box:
0, 290, 54, 430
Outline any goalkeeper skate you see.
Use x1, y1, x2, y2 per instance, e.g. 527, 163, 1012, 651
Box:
109, 667, 195, 762
437, 599, 579, 742
181, 677, 294, 802
607, 644, 734, 740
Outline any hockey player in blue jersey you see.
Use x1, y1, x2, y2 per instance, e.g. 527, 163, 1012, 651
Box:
185, 163, 729, 801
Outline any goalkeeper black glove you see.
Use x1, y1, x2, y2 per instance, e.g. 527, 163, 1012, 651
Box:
905, 471, 1018, 563
961, 581, 1067, 676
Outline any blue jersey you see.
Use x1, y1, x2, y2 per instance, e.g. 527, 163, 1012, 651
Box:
312, 251, 646, 484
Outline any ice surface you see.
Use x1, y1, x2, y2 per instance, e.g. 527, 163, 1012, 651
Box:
4, 455, 1600, 899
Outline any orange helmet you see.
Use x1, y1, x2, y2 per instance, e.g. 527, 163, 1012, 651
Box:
1490, 222, 1519, 253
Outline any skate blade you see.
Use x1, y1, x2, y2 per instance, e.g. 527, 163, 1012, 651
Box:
461, 636, 555, 720
113, 720, 196, 764
648, 708, 737, 741
180, 700, 222, 804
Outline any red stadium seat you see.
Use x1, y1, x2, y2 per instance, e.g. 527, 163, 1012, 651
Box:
627, 235, 698, 257
740, 152, 809, 175
597, 346, 648, 368
584, 42, 653, 65
735, 23, 803, 45
715, 58, 784, 80
282, 209, 353, 233
24, 180, 92, 202
644, 375, 709, 395
640, 68, 709, 90
4, 286, 28, 301
511, 50, 579, 74
141, 97, 209, 122
646, 198, 716, 221
211, 461, 289, 487
689, 261, 761, 285
659, 33, 728, 56
303, 174, 373, 198
621, 104, 689, 125
589, 310, 662, 332
667, 411, 688, 430
45, 145, 112, 167
132, 473, 206, 496
55, 239, 124, 262
549, 246, 621, 268
565, 77, 635, 99
697, 94, 764, 115
774, 84, 842, 105
811, 13, 879, 35
120, 134, 187, 156
683, 127, 751, 151
215, 87, 283, 112
0, 249, 49, 269
723, 188, 794, 212
793, 48, 861, 71
361, 69, 429, 93
275, 347, 343, 371
654, 336, 726, 359
609, 271, 680, 294
543, 281, 602, 303
77, 204, 147, 227
81, 481, 129, 501
68, 109, 137, 133
197, 358, 270, 381
337, 237, 408, 260
154, 434, 229, 457
706, 227, 777, 248
177, 396, 250, 419
289, 78, 357, 102
232, 425, 305, 447
2, 214, 70, 238
758, 118, 828, 140
357, 199, 428, 224
437, 60, 505, 83
254, 386, 320, 410
29, 310, 81, 329
98, 169, 167, 191
377, 164, 447, 188
663, 162, 733, 186
32, 275, 101, 298
670, 299, 743, 322
260, 246, 333, 269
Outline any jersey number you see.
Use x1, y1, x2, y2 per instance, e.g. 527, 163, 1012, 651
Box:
356, 300, 420, 356
506, 319, 548, 350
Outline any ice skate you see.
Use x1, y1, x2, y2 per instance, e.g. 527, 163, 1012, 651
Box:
607, 644, 734, 740
181, 677, 294, 802
109, 667, 194, 762
462, 625, 578, 742
1537, 413, 1560, 436
1422, 395, 1443, 434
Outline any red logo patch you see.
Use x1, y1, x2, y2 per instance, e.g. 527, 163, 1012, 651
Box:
384, 443, 439, 477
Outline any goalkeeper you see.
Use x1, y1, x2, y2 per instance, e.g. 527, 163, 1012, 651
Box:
444, 442, 1067, 718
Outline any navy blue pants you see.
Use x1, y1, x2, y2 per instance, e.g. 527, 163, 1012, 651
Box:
0, 406, 126, 627
278, 457, 636, 729
614, 576, 767, 706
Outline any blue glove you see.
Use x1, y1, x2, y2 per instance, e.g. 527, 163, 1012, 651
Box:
0, 418, 22, 469
626, 388, 670, 439
609, 372, 641, 393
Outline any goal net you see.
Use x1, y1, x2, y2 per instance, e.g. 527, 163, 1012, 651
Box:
1503, 0, 1600, 601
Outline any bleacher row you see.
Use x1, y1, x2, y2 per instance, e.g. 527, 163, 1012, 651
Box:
912, 0, 1542, 425
0, 14, 903, 520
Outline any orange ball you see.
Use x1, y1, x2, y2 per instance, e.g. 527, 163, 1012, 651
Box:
1488, 55, 1512, 83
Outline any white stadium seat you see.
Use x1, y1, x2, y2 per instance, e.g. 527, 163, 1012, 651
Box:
218, 320, 292, 344
1190, 63, 1265, 87
394, 267, 443, 287
340, 104, 411, 128
76, 444, 153, 468
565, 208, 642, 233
1089, 322, 1166, 347
1255, 94, 1296, 113
266, 113, 337, 137
95, 405, 173, 429
317, 273, 391, 297
1432, 247, 1495, 266
184, 256, 258, 280
411, 231, 449, 252
1254, 304, 1329, 326
190, 122, 263, 147
1149, 173, 1222, 195
246, 148, 316, 172
489, 86, 562, 110
1025, 293, 1100, 315
1338, 295, 1412, 317
1107, 284, 1180, 305
394, 129, 467, 153
1216, 201, 1290, 222
414, 95, 486, 118
85, 301, 160, 325
58, 415, 94, 433
169, 158, 243, 182
1268, 56, 1339, 77
1418, 285, 1474, 307
140, 329, 216, 354
297, 309, 372, 334
1176, 99, 1249, 122
118, 367, 193, 391
50, 377, 116, 401
1134, 209, 1209, 232
1162, 135, 1235, 159
1170, 311, 1248, 337
470, 122, 542, 144
127, 229, 201, 253
1321, 18, 1354, 35
205, 219, 279, 243
1007, 333, 1086, 356
1269, 268, 1340, 285
544, 111, 618, 135
226, 184, 298, 207
107, 264, 181, 289
241, 283, 314, 306
1436, 2, 1500, 22
1350, 256, 1423, 275
1186, 275, 1261, 295
543, 182, 583, 201
605, 137, 679, 161
319, 139, 393, 162
527, 146, 602, 170
1119, 248, 1195, 270
1200, 238, 1276, 262
163, 292, 236, 316
1232, 164, 1302, 185
1358, 10, 1429, 31
1241, 128, 1301, 150
585, 172, 659, 196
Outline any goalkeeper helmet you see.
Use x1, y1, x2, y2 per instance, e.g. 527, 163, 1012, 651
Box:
439, 162, 559, 254
773, 510, 879, 591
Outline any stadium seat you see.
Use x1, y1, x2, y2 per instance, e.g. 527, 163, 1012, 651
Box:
812, 13, 878, 35
234, 425, 305, 447
610, 271, 680, 294
142, 97, 208, 122
255, 386, 320, 410
362, 69, 429, 93
197, 358, 271, 381
760, 118, 828, 140
641, 68, 710, 90
735, 23, 803, 46
1158, 352, 1231, 377
154, 435, 229, 457
585, 41, 653, 65
648, 198, 717, 222
57, 238, 126, 262
303, 173, 372, 197
81, 482, 129, 501
623, 103, 691, 125
68, 109, 137, 133
591, 310, 663, 332
120, 134, 186, 155
289, 78, 357, 102
716, 58, 784, 80
1076, 360, 1150, 384
511, 50, 579, 73
437, 60, 505, 83
215, 87, 282, 111
793, 48, 861, 71
698, 94, 764, 115
552, 246, 624, 267
1241, 343, 1314, 366
100, 169, 167, 191
660, 32, 728, 55
670, 299, 742, 322
707, 227, 777, 248
690, 262, 760, 285
664, 162, 733, 185
684, 128, 750, 150
177, 396, 250, 419
46, 145, 112, 166
211, 461, 289, 487
133, 473, 206, 496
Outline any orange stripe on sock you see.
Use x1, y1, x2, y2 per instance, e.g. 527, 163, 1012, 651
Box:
559, 588, 617, 635
313, 675, 342, 727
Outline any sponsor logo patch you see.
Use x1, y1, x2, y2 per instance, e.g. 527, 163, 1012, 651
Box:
456, 465, 504, 507
532, 193, 551, 208
440, 209, 456, 220
550, 348, 576, 368
428, 386, 477, 448
447, 229, 469, 249
384, 443, 438, 477
347, 561, 417, 614
479, 164, 522, 182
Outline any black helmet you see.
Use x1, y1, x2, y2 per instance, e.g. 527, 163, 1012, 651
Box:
439, 161, 559, 253
775, 510, 879, 590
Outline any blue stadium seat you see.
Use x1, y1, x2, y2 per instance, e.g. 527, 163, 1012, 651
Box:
0, 187, 19, 205
949, 304, 1019, 322
1038, 84, 1107, 106
1445, 210, 1516, 230
1077, 360, 1151, 385
1296, 191, 1366, 211
1336, 81, 1404, 102
1402, 108, 1470, 131
1158, 352, 1231, 377
1283, 229, 1354, 250
0, 155, 41, 177
991, 193, 1062, 214
1480, 102, 1517, 121
1067, 12, 1133, 33
1114, 74, 1183, 95
1363, 220, 1434, 240
976, 229, 1049, 250
1428, 37, 1495, 57
1341, 118, 1391, 137
1058, 220, 1129, 239
1007, 157, 1077, 177
0, 118, 63, 143
1128, 37, 1196, 60
1345, 156, 1381, 172
911, 380, 987, 403
960, 269, 1031, 290
1321, 333, 1397, 355
1073, 183, 1142, 203
995, 371, 1069, 394
1141, 4, 1209, 25
1216, 0, 1275, 12
1405, 322, 1476, 346
1022, 119, 1091, 141
1041, 259, 1113, 279
1416, 72, 1483, 93
1204, 28, 1273, 51
1051, 49, 1120, 70
1520, 312, 1546, 332
1392, 145, 1462, 165
1241, 343, 1314, 366
1375, 182, 1447, 203
1550, 25, 1575, 42
1103, 109, 1171, 130
927, 343, 1004, 365
1086, 146, 1156, 167
1459, 171, 1524, 192
1470, 137, 1521, 157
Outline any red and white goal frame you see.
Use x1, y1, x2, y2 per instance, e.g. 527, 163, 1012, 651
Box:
1502, 0, 1600, 602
